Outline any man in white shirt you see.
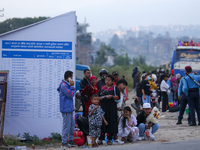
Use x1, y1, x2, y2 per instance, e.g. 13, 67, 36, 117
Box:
160, 74, 169, 112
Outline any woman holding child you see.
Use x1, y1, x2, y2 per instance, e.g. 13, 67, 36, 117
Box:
98, 74, 121, 145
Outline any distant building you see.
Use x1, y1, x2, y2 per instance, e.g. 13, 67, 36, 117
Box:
105, 55, 115, 67
76, 23, 92, 65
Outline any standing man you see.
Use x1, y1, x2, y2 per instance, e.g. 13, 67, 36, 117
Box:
183, 66, 200, 126
57, 71, 77, 147
132, 66, 139, 90
134, 71, 140, 88
97, 69, 108, 90
80, 69, 91, 89
80, 69, 91, 116
176, 76, 191, 125
112, 71, 119, 85
141, 74, 152, 104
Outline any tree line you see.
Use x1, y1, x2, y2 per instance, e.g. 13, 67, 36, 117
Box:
0, 17, 49, 34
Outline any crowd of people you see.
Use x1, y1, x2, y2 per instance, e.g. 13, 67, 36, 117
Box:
57, 65, 200, 148
132, 66, 200, 126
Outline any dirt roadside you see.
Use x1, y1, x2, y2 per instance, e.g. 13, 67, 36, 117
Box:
27, 90, 200, 149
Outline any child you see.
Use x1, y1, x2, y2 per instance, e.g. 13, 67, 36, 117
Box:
118, 106, 139, 142
89, 94, 108, 147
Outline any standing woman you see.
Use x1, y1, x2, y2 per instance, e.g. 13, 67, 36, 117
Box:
160, 74, 169, 112
98, 74, 120, 145
81, 76, 99, 116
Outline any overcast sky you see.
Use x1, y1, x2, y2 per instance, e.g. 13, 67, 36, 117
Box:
1, 0, 200, 32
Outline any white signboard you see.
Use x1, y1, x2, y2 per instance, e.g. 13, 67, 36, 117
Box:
0, 12, 76, 138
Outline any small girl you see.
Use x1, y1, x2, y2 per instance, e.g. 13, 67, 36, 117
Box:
118, 106, 139, 142
89, 94, 108, 147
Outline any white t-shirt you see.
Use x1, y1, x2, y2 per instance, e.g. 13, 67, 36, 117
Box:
161, 80, 169, 92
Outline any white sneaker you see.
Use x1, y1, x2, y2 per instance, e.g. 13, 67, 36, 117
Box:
113, 139, 124, 145
102, 140, 107, 145
137, 137, 143, 141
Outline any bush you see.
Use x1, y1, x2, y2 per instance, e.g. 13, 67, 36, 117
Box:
90, 64, 160, 91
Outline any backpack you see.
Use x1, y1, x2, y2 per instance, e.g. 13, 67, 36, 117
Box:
76, 116, 89, 136
136, 81, 143, 98
171, 77, 179, 93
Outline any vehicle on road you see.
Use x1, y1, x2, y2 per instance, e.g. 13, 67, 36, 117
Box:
171, 41, 200, 76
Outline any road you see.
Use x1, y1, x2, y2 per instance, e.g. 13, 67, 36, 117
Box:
81, 139, 200, 150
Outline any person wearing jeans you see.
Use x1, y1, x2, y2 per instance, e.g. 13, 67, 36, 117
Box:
136, 103, 159, 140
141, 74, 152, 104
138, 123, 159, 138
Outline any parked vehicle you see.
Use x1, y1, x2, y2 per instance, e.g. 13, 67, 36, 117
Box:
75, 64, 91, 112
171, 41, 200, 76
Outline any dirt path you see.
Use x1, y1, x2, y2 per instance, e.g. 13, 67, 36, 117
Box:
27, 91, 200, 149
126, 90, 200, 143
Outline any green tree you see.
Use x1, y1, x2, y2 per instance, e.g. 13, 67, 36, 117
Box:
0, 17, 49, 34
133, 55, 146, 65
95, 44, 116, 65
115, 53, 131, 66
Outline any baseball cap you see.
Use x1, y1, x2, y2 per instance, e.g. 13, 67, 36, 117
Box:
112, 71, 118, 76
143, 103, 151, 109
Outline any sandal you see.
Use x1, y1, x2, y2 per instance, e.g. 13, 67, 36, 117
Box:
107, 140, 112, 145
92, 144, 98, 147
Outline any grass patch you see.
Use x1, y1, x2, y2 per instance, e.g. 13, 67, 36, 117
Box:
4, 132, 62, 147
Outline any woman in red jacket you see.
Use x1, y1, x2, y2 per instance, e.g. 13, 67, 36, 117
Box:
81, 76, 99, 116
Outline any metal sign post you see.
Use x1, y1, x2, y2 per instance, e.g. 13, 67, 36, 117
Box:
0, 82, 7, 146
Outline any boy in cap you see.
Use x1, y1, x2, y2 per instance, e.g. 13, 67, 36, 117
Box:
136, 103, 159, 140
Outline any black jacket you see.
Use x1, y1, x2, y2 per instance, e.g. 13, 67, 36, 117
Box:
97, 80, 106, 90
136, 111, 148, 126
80, 78, 89, 89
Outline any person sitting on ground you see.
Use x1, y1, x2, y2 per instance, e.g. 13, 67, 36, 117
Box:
136, 103, 159, 141
89, 94, 108, 148
118, 106, 139, 143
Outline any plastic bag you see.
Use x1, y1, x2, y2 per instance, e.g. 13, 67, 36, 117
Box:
144, 128, 156, 141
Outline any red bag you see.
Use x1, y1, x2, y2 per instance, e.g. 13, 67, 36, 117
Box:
73, 131, 85, 146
